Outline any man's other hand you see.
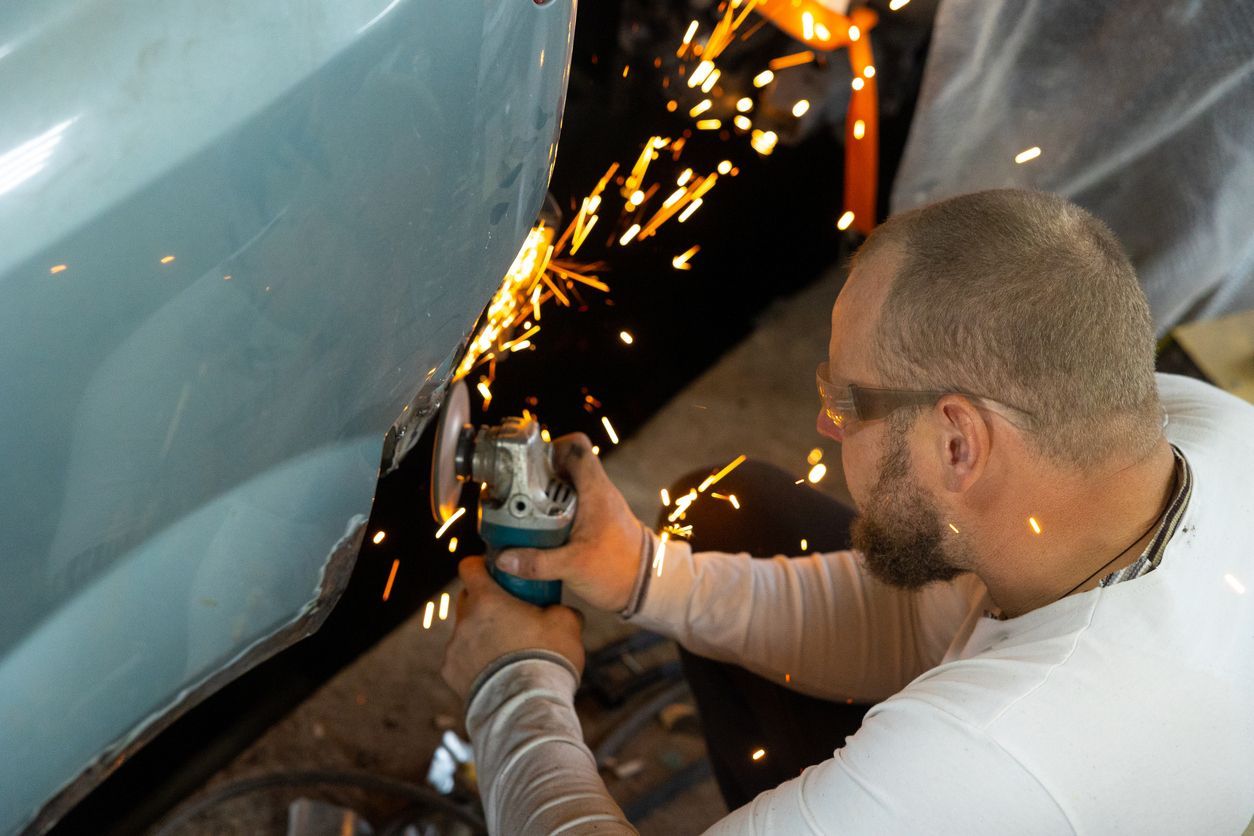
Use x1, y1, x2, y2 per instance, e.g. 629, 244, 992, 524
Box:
495, 433, 645, 612
441, 557, 585, 701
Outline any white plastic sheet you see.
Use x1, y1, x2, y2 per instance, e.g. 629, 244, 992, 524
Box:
891, 0, 1254, 334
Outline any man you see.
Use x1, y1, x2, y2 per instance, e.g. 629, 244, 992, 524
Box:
441, 190, 1254, 833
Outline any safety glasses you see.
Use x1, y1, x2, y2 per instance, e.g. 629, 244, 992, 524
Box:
816, 361, 1030, 439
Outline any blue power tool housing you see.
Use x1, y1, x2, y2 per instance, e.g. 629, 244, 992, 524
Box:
432, 382, 576, 606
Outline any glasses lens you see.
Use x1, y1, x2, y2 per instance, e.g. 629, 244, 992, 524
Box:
816, 363, 850, 428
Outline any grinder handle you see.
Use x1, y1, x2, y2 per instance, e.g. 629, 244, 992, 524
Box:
480, 519, 568, 606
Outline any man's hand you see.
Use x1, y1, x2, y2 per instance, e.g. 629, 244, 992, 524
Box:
495, 433, 645, 613
441, 557, 585, 701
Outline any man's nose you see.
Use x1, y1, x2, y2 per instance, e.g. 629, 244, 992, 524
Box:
816, 408, 845, 443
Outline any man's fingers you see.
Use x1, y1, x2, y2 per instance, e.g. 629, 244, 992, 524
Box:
496, 546, 569, 580
551, 433, 607, 489
552, 432, 593, 464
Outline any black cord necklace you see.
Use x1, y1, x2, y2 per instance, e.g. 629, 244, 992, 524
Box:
1056, 516, 1162, 601
1055, 463, 1178, 603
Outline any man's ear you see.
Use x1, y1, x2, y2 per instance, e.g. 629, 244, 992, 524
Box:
933, 395, 990, 493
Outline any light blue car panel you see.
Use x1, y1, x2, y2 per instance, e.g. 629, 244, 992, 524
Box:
0, 0, 575, 830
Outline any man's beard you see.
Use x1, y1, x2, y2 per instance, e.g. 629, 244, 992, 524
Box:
850, 421, 966, 589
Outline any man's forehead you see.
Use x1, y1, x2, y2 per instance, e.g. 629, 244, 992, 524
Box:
828, 246, 899, 376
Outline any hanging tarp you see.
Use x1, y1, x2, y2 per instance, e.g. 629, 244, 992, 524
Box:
891, 0, 1254, 334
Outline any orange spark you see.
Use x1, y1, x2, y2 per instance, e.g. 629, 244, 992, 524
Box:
436, 506, 466, 539
619, 223, 642, 245
382, 559, 400, 601
688, 60, 716, 89
699, 454, 747, 492
1015, 146, 1042, 164
602, 416, 620, 445
750, 129, 778, 155
653, 530, 670, 576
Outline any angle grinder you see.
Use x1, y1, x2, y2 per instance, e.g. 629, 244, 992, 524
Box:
430, 380, 577, 606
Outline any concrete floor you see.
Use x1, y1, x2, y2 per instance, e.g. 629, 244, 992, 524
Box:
165, 266, 848, 835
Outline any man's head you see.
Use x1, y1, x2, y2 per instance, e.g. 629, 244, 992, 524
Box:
824, 189, 1161, 588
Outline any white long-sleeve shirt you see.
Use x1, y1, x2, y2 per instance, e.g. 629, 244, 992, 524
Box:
465, 374, 1254, 834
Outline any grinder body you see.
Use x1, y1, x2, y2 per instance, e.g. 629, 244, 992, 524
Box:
433, 384, 576, 606
480, 518, 566, 606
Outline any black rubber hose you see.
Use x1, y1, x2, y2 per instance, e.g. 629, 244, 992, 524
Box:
150, 769, 486, 836
592, 680, 691, 769
621, 758, 713, 823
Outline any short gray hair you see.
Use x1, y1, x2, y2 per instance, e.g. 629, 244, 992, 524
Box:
858, 189, 1160, 468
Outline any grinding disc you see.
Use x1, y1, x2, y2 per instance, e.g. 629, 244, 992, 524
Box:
430, 380, 471, 524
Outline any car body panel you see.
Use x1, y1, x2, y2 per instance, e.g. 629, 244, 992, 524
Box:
0, 0, 574, 830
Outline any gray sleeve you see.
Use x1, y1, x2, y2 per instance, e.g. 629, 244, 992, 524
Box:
626, 538, 986, 702
465, 655, 639, 835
